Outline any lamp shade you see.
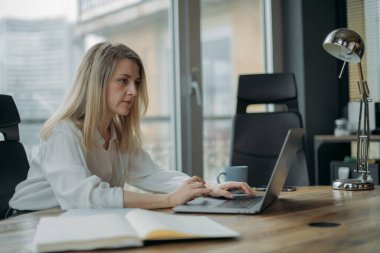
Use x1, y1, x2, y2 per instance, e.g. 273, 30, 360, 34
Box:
323, 28, 364, 64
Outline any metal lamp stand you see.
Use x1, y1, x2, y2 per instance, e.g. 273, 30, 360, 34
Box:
332, 63, 374, 190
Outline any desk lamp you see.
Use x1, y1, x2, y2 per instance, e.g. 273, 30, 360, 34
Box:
323, 28, 374, 190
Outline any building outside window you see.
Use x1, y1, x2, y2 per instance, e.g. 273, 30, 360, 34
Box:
0, 0, 265, 182
201, 0, 264, 181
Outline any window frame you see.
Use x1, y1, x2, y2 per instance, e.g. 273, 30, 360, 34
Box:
170, 0, 203, 176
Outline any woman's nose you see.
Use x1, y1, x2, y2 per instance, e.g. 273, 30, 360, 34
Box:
127, 83, 137, 96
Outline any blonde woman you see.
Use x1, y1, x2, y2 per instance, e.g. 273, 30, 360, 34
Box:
9, 42, 254, 215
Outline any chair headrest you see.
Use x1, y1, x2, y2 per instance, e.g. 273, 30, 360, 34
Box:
237, 73, 297, 103
0, 94, 20, 128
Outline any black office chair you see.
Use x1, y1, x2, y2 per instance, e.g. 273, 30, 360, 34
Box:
0, 94, 29, 219
230, 73, 309, 187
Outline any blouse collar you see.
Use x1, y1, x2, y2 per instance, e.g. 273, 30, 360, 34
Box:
95, 124, 118, 147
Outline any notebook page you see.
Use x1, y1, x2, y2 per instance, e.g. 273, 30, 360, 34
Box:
126, 209, 239, 240
61, 208, 132, 217
33, 214, 142, 252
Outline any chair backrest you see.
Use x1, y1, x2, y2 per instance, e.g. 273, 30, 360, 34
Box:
0, 94, 29, 219
230, 73, 309, 186
236, 73, 299, 113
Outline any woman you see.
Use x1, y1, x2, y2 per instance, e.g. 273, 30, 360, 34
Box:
9, 42, 254, 212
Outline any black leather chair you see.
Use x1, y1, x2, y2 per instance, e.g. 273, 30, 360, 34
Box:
230, 73, 309, 187
0, 94, 29, 219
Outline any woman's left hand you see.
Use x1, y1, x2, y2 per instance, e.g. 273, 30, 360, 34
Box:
207, 181, 255, 199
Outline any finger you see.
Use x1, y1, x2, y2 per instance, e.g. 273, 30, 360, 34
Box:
219, 190, 233, 199
184, 176, 198, 183
185, 176, 205, 184
232, 182, 252, 194
222, 182, 255, 195
244, 183, 256, 195
241, 184, 255, 195
238, 183, 255, 195
202, 188, 213, 196
219, 181, 240, 190
193, 175, 206, 184
189, 181, 206, 189
193, 188, 212, 197
240, 183, 255, 195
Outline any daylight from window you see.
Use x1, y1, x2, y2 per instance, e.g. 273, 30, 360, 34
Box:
0, 0, 264, 181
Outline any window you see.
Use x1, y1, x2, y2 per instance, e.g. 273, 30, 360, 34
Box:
78, 0, 174, 169
0, 1, 77, 158
200, 0, 265, 182
0, 0, 267, 182
0, 0, 175, 170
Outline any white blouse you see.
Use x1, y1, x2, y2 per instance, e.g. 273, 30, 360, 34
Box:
9, 121, 189, 210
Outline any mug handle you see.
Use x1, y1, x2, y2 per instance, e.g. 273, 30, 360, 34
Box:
216, 171, 226, 184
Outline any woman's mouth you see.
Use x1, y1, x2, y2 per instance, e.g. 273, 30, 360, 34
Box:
122, 100, 132, 105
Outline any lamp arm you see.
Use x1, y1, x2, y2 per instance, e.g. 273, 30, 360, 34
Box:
357, 63, 370, 98
355, 62, 371, 179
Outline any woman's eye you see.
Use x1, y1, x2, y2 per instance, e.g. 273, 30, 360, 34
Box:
119, 79, 128, 84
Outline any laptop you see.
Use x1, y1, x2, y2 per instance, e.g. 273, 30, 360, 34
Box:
173, 128, 304, 214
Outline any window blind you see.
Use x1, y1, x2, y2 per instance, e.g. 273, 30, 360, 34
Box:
346, 0, 380, 158
347, 0, 380, 101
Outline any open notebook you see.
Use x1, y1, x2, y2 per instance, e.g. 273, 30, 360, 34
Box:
32, 209, 239, 252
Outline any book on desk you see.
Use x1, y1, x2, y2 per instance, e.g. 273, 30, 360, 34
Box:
32, 208, 239, 252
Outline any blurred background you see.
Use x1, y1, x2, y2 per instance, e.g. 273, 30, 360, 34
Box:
0, 0, 264, 182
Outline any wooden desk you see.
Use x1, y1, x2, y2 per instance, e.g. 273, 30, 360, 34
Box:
1, 186, 380, 253
314, 135, 380, 184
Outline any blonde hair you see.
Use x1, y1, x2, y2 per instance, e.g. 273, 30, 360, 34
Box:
41, 42, 148, 152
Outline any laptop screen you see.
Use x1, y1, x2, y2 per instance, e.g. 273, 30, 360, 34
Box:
260, 128, 304, 211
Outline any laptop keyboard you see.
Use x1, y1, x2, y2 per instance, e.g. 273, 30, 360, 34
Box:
217, 196, 263, 209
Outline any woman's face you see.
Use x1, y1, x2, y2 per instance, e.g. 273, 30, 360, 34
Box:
106, 58, 140, 117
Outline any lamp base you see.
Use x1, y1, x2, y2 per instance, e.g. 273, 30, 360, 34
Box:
332, 179, 374, 191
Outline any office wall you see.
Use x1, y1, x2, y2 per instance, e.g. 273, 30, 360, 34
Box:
280, 0, 348, 184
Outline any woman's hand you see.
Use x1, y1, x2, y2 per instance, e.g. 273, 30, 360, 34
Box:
167, 176, 212, 207
207, 181, 255, 199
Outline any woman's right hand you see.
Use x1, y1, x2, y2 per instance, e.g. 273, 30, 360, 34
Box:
167, 176, 212, 207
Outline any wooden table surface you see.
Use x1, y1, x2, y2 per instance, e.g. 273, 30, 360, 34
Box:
1, 186, 379, 253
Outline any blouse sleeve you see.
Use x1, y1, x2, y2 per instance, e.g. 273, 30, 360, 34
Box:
125, 149, 189, 193
40, 126, 124, 209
